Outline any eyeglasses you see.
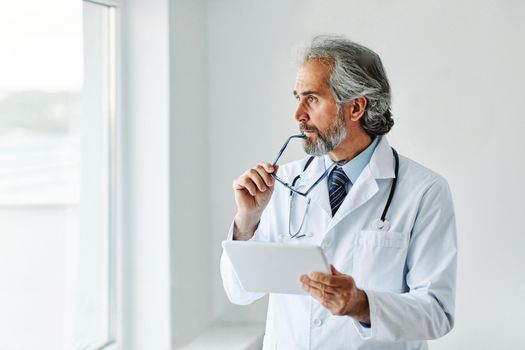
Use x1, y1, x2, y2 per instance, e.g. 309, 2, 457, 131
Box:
271, 134, 335, 197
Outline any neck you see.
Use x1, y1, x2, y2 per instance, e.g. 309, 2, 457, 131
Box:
328, 132, 373, 163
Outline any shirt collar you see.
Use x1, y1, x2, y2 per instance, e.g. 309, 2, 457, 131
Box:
324, 137, 379, 184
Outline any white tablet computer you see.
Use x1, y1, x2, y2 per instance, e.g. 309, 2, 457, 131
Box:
222, 240, 331, 295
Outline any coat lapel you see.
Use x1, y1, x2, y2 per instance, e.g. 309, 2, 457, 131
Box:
327, 166, 378, 231
327, 136, 396, 231
294, 136, 396, 230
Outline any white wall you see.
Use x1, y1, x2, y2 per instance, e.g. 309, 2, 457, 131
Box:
207, 0, 525, 349
116, 0, 213, 348
120, 0, 172, 348
169, 0, 213, 347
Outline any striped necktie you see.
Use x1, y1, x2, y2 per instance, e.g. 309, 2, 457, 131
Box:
328, 166, 350, 216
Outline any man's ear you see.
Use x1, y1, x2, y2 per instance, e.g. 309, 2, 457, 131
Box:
346, 96, 368, 122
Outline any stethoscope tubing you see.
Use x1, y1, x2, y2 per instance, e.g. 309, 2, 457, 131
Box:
379, 148, 399, 222
287, 147, 399, 238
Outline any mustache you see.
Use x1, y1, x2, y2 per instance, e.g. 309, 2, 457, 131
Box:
299, 122, 319, 134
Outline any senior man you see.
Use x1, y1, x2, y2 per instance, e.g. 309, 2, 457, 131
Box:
221, 35, 457, 350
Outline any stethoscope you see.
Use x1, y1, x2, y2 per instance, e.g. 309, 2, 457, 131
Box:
286, 147, 399, 239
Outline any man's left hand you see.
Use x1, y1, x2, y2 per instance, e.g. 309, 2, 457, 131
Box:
300, 265, 371, 324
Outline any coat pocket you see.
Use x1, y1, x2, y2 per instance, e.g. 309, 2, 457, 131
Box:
352, 230, 409, 291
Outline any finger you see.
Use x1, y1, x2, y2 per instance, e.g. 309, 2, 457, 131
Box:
306, 283, 324, 300
323, 299, 347, 316
245, 169, 269, 192
307, 284, 339, 304
234, 176, 258, 196
308, 272, 346, 287
254, 164, 275, 187
321, 298, 333, 309
330, 264, 343, 275
301, 275, 323, 294
319, 294, 339, 307
301, 275, 338, 293
260, 163, 277, 174
310, 288, 345, 313
300, 275, 308, 283
300, 275, 314, 293
306, 279, 338, 295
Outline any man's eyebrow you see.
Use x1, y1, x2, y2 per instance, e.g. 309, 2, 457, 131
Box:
293, 90, 321, 97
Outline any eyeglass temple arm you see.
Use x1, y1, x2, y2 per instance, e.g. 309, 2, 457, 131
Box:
271, 133, 306, 167
302, 162, 336, 196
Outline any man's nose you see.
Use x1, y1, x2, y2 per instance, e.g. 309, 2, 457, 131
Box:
294, 102, 309, 122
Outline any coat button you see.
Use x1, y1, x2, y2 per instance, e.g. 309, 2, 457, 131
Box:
313, 318, 323, 327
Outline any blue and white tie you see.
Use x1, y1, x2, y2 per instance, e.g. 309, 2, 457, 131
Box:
328, 166, 350, 216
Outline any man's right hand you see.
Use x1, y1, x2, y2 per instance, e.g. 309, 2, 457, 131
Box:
232, 163, 278, 240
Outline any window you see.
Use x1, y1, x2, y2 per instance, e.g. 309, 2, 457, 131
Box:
0, 0, 117, 349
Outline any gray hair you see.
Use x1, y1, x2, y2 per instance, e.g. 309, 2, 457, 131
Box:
301, 35, 394, 136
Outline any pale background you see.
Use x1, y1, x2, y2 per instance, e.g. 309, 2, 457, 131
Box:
2, 0, 524, 349
192, 0, 525, 349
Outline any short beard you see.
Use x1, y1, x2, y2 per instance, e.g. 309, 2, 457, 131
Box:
300, 110, 347, 156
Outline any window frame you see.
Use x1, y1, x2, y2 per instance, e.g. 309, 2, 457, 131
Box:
82, 0, 119, 348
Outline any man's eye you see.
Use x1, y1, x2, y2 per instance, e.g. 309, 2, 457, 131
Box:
307, 95, 317, 103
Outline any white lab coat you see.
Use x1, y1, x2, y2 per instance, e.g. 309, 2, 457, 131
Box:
221, 136, 457, 350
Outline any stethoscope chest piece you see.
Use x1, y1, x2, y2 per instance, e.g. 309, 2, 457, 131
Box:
284, 146, 399, 238
373, 218, 391, 231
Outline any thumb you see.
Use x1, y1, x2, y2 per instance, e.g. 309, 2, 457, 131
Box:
330, 264, 343, 275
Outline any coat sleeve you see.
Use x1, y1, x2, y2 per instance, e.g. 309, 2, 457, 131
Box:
220, 204, 273, 305
353, 176, 457, 341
